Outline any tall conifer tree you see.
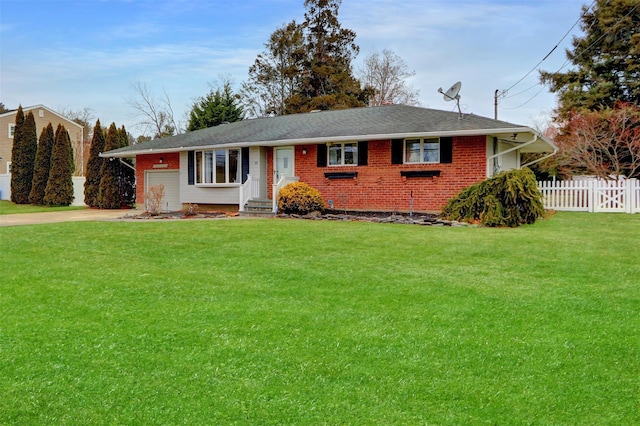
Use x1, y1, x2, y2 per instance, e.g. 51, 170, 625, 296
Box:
118, 125, 136, 208
84, 119, 105, 207
44, 124, 75, 206
97, 123, 122, 209
10, 108, 38, 204
286, 0, 369, 112
29, 123, 55, 205
540, 0, 640, 118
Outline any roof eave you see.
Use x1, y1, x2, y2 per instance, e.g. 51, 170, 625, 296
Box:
101, 126, 550, 158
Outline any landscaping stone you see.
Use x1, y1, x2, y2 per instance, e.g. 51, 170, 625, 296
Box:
120, 209, 469, 227
277, 211, 468, 227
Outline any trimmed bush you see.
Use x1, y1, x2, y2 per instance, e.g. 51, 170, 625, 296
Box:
29, 123, 55, 205
43, 124, 75, 206
440, 167, 545, 227
277, 182, 325, 214
10, 108, 38, 204
84, 120, 105, 207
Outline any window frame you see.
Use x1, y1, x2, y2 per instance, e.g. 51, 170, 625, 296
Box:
327, 141, 358, 166
403, 137, 441, 164
194, 148, 241, 185
8, 124, 15, 138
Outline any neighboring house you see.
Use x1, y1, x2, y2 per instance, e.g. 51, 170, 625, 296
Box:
0, 105, 85, 201
0, 104, 84, 176
101, 105, 555, 213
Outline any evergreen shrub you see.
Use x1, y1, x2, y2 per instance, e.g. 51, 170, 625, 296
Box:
440, 167, 545, 227
43, 124, 75, 206
277, 182, 324, 214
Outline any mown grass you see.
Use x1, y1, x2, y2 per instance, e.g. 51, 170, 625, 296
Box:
0, 213, 638, 424
0, 200, 85, 215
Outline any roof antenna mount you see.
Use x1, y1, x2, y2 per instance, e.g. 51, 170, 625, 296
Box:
438, 81, 462, 119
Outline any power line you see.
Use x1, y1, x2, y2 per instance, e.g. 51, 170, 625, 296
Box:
501, 0, 640, 112
500, 0, 594, 97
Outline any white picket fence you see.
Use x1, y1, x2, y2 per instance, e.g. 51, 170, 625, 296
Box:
538, 178, 640, 214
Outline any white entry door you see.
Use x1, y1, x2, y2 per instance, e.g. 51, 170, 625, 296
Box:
275, 147, 294, 181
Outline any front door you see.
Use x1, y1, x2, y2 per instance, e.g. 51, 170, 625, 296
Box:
275, 147, 294, 181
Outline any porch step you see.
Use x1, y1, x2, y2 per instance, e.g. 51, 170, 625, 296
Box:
240, 198, 275, 218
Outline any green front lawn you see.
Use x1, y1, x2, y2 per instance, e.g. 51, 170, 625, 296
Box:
1, 213, 638, 424
0, 200, 85, 215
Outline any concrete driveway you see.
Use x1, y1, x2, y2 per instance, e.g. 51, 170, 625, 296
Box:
0, 209, 135, 227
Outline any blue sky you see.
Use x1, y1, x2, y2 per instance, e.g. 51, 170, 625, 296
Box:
1, 0, 588, 135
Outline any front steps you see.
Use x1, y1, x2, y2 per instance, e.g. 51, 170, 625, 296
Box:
239, 198, 276, 218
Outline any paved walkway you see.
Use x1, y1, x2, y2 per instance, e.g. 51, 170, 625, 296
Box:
0, 209, 136, 227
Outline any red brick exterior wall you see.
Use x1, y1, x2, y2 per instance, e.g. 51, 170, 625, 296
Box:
135, 153, 180, 206
268, 136, 487, 212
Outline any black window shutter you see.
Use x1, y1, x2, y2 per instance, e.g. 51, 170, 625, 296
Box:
317, 143, 327, 167
357, 141, 368, 166
391, 139, 403, 164
241, 147, 250, 183
440, 137, 453, 163
187, 151, 195, 185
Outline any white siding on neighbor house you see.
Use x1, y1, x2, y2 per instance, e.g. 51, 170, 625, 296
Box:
146, 170, 181, 212
178, 152, 241, 205
0, 174, 86, 206
0, 174, 9, 200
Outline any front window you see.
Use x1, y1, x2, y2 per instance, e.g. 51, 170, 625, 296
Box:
328, 142, 358, 166
8, 124, 15, 138
195, 149, 241, 184
405, 138, 440, 163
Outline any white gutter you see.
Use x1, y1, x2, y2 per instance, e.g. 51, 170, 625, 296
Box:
118, 158, 136, 171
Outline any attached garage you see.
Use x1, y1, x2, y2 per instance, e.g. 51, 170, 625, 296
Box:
145, 170, 181, 212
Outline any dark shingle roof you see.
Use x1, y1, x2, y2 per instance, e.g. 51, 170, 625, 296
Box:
103, 105, 541, 157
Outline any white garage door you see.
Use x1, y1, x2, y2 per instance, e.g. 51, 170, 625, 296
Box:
146, 171, 181, 212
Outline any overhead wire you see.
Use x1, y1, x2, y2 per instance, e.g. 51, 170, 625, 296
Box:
503, 1, 640, 110
500, 0, 593, 97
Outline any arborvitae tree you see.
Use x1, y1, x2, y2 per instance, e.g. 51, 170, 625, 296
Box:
84, 119, 106, 207
28, 123, 55, 205
97, 123, 122, 209
44, 124, 75, 206
9, 106, 25, 203
10, 108, 38, 204
118, 125, 136, 208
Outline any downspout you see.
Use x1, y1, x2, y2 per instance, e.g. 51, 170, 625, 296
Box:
486, 134, 538, 172
119, 158, 136, 171
521, 149, 558, 168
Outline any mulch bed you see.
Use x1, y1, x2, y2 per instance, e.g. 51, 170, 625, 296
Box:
120, 210, 468, 227
278, 210, 468, 226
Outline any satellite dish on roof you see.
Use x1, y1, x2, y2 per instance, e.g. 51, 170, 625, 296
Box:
437, 81, 463, 119
438, 81, 461, 102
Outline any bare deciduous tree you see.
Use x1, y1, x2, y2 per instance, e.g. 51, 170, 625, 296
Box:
129, 82, 179, 139
554, 103, 640, 179
58, 106, 94, 175
359, 49, 419, 106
